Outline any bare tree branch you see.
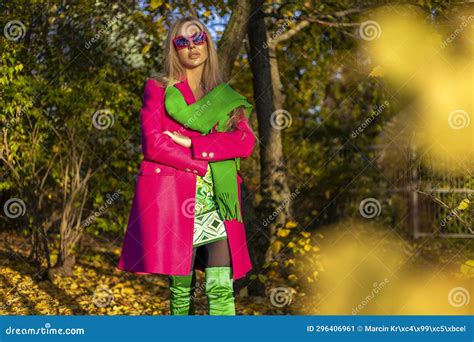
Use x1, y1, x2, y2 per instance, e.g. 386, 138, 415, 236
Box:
417, 190, 473, 234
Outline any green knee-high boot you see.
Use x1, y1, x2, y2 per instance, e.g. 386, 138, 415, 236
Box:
168, 270, 196, 315
205, 266, 236, 315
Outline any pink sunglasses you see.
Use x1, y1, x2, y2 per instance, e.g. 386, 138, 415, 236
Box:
172, 31, 208, 50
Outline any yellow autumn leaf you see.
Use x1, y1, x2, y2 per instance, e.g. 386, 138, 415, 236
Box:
300, 231, 311, 238
457, 199, 470, 211
142, 44, 151, 54
369, 65, 385, 77
285, 220, 298, 229
150, 0, 162, 10
304, 244, 312, 252
276, 228, 291, 237
122, 287, 135, 295
288, 274, 298, 281
258, 274, 267, 283
272, 240, 283, 253
287, 241, 295, 248
460, 260, 474, 277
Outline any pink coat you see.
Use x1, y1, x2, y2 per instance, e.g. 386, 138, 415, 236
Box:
117, 77, 256, 280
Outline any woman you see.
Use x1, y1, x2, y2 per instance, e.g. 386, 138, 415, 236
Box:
117, 16, 256, 316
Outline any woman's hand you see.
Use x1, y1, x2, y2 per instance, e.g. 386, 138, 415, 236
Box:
163, 130, 192, 148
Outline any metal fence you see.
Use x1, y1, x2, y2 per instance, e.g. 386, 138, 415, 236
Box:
335, 143, 473, 238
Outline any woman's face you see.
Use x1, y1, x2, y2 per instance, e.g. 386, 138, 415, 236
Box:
175, 23, 208, 69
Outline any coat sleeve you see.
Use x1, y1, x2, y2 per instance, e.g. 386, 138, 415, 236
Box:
140, 79, 209, 176
189, 117, 256, 161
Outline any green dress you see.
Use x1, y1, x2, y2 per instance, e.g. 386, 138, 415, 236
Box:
193, 164, 228, 247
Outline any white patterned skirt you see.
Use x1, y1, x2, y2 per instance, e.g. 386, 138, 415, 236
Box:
193, 165, 228, 247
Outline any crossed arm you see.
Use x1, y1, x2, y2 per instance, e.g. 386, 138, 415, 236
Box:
140, 79, 256, 176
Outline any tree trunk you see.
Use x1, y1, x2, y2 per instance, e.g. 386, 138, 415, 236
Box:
217, 0, 252, 81
246, 0, 293, 295
46, 142, 91, 281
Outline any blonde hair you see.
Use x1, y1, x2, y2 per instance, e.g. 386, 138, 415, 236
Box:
154, 16, 248, 132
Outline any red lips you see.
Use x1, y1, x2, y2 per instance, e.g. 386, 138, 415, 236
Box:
189, 52, 200, 58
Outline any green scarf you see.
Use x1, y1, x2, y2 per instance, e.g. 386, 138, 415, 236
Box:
164, 82, 253, 222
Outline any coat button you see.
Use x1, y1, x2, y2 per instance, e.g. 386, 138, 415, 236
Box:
209, 152, 214, 158
155, 167, 161, 173
185, 168, 191, 172
201, 151, 208, 157
193, 169, 198, 174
